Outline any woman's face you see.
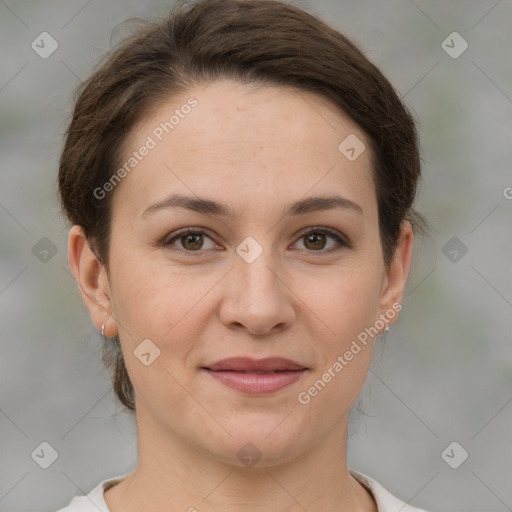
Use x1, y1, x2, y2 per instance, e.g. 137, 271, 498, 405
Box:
76, 79, 412, 466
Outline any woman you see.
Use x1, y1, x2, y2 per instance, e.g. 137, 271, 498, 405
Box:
57, 0, 429, 510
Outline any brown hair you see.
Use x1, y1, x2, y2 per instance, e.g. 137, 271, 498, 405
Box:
58, 0, 427, 412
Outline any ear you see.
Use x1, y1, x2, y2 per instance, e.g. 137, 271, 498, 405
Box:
67, 225, 118, 337
378, 221, 414, 327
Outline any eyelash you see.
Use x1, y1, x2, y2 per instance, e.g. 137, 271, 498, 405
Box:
162, 226, 351, 255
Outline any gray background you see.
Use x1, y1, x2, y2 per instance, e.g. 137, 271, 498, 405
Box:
1, 1, 511, 511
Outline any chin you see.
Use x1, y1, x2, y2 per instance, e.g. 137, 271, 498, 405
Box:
202, 421, 305, 468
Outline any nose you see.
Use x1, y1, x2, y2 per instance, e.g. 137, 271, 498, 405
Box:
218, 243, 296, 336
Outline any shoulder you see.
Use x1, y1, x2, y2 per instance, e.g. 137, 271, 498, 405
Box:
54, 474, 129, 512
349, 469, 430, 512
56, 470, 430, 512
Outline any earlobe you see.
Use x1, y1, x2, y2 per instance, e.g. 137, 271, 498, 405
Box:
379, 221, 414, 327
67, 225, 117, 336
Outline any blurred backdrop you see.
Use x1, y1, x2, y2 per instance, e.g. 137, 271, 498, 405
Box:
0, 1, 511, 511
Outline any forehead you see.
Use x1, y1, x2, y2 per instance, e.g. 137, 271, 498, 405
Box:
112, 79, 377, 221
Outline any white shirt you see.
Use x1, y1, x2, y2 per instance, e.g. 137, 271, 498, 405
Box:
55, 469, 429, 512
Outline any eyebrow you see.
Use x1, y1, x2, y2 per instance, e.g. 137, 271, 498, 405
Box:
141, 193, 363, 219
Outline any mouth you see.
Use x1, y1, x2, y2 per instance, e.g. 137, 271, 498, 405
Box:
201, 357, 308, 394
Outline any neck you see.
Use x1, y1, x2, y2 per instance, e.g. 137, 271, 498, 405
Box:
104, 405, 376, 512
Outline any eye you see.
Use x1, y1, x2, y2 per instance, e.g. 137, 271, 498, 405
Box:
291, 227, 350, 252
163, 226, 350, 254
164, 228, 219, 252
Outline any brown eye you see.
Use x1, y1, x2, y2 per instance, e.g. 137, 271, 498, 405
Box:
303, 232, 327, 250
180, 233, 204, 251
164, 228, 218, 252
293, 228, 350, 253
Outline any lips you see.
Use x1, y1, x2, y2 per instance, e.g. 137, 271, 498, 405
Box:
203, 357, 307, 373
201, 357, 309, 394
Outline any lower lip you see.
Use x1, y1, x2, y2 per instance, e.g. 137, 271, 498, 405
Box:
202, 369, 307, 394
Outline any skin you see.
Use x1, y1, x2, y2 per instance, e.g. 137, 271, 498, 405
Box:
68, 79, 413, 512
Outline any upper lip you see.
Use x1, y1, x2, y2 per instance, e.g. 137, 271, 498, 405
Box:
203, 357, 307, 372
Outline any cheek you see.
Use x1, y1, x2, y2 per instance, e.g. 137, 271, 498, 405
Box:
110, 253, 220, 365
111, 263, 208, 415
308, 263, 383, 339
109, 242, 191, 329
295, 272, 382, 417
299, 262, 382, 394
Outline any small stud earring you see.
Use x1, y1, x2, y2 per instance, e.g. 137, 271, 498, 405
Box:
384, 326, 390, 334
101, 323, 105, 336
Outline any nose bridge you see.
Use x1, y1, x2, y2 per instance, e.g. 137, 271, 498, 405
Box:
221, 234, 293, 334
235, 234, 281, 302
